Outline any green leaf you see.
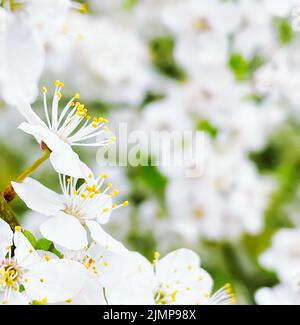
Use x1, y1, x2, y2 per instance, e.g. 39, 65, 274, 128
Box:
139, 91, 165, 109
249, 144, 280, 172
123, 0, 139, 10
35, 237, 64, 258
51, 247, 64, 259
228, 53, 266, 82
196, 120, 218, 138
228, 53, 250, 81
127, 160, 168, 206
36, 238, 53, 251
149, 36, 187, 81
248, 54, 266, 74
243, 93, 264, 104
23, 230, 38, 249
126, 230, 157, 261
274, 17, 294, 44
19, 284, 25, 293
251, 121, 300, 231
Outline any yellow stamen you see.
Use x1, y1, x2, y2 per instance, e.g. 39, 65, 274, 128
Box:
171, 290, 178, 302
15, 226, 21, 232
79, 3, 88, 14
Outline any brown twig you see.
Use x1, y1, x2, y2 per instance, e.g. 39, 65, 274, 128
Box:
0, 191, 19, 229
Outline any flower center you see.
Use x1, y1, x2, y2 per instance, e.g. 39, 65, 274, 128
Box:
193, 17, 212, 31
55, 131, 72, 145
0, 260, 22, 291
64, 205, 85, 223
154, 284, 178, 305
42, 82, 114, 148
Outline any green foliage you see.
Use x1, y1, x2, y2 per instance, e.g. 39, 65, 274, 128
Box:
249, 144, 280, 173
0, 141, 26, 188
201, 120, 300, 303
196, 119, 218, 138
228, 53, 249, 81
139, 92, 165, 109
246, 121, 300, 280
36, 238, 53, 251
127, 230, 157, 261
149, 36, 187, 81
123, 0, 139, 10
274, 17, 294, 44
127, 163, 168, 205
23, 231, 63, 258
19, 284, 25, 292
243, 93, 265, 105
251, 121, 300, 230
228, 53, 266, 81
23, 230, 38, 248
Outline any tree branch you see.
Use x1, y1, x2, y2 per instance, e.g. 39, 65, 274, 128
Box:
0, 191, 19, 229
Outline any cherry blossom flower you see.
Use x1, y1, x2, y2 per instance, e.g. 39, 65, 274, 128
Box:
0, 219, 86, 305
12, 169, 129, 252
102, 249, 235, 305
16, 81, 114, 177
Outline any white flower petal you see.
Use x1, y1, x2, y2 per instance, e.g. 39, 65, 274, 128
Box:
25, 0, 71, 42
90, 194, 112, 224
86, 220, 129, 256
18, 122, 67, 151
50, 150, 91, 179
0, 218, 13, 260
14, 231, 42, 268
1, 16, 44, 105
12, 177, 64, 216
40, 212, 88, 250
16, 103, 46, 127
37, 250, 59, 261
18, 122, 91, 178
157, 248, 201, 282
100, 252, 156, 305
156, 249, 213, 305
25, 259, 86, 303
68, 276, 104, 305
1, 291, 27, 305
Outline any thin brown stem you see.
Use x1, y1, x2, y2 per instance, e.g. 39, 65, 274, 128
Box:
0, 191, 19, 229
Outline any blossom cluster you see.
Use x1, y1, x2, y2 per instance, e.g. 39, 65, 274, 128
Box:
0, 76, 236, 304
1, 0, 300, 305
0, 0, 239, 305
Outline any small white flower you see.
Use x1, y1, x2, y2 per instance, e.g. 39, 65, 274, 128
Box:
0, 12, 44, 105
256, 283, 300, 305
12, 169, 129, 252
55, 241, 129, 305
16, 81, 115, 178
0, 219, 86, 305
259, 228, 300, 282
102, 248, 235, 305
0, 1, 86, 105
